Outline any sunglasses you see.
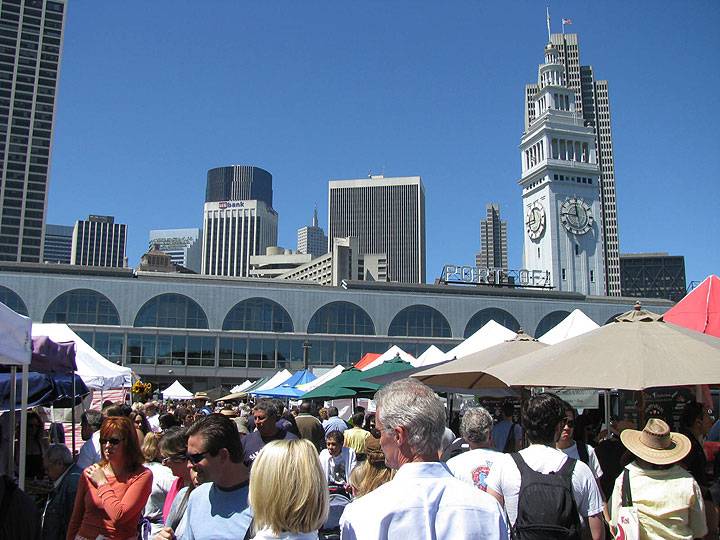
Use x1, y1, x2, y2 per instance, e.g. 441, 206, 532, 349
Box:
162, 454, 188, 466
100, 437, 123, 446
563, 419, 575, 428
185, 451, 211, 464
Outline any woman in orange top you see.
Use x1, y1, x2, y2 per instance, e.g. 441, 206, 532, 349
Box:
67, 416, 152, 540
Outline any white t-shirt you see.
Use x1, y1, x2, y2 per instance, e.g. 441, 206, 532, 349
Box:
485, 444, 604, 526
560, 442, 603, 479
76, 431, 101, 469
143, 461, 175, 534
446, 447, 500, 492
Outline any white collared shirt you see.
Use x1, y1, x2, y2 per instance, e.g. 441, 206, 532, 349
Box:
76, 431, 101, 469
340, 461, 508, 540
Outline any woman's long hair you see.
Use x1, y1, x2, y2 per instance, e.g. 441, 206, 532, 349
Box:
99, 416, 145, 471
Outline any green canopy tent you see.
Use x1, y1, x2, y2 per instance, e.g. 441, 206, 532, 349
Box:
301, 368, 377, 400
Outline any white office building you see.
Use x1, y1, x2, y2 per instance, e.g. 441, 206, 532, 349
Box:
148, 228, 202, 272
201, 200, 278, 277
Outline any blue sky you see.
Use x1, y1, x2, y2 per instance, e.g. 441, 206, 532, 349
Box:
47, 1, 720, 285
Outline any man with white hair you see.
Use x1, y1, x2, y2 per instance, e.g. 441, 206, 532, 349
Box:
340, 378, 507, 539
446, 406, 499, 491
42, 443, 82, 540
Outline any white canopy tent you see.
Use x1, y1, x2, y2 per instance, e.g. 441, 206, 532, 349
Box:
32, 323, 132, 391
445, 320, 517, 360
538, 309, 600, 345
0, 301, 32, 488
161, 380, 193, 400
360, 345, 415, 371
296, 365, 344, 393
230, 380, 253, 394
412, 345, 446, 367
251, 369, 292, 394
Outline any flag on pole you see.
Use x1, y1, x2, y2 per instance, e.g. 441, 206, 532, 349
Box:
562, 18, 573, 25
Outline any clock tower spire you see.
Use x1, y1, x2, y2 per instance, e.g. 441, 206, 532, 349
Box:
519, 38, 606, 295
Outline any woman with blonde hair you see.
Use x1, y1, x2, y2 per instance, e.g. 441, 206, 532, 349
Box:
345, 436, 395, 498
140, 433, 174, 536
248, 439, 329, 540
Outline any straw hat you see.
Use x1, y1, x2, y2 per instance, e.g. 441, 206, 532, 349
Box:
193, 391, 208, 400
620, 418, 691, 465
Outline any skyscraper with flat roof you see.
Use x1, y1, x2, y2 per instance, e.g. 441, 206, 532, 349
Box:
525, 32, 620, 296
475, 203, 508, 270
43, 223, 71, 263
328, 175, 425, 284
71, 215, 127, 268
297, 207, 327, 259
0, 0, 66, 262
148, 228, 202, 272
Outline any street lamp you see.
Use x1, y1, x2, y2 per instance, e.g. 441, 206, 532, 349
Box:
302, 340, 312, 370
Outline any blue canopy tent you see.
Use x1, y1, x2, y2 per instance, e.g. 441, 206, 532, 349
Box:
0, 371, 89, 410
254, 370, 317, 399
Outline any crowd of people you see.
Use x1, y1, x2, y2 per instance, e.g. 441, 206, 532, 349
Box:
0, 379, 717, 539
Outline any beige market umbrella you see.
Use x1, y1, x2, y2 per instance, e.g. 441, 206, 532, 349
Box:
411, 330, 545, 392
484, 304, 720, 391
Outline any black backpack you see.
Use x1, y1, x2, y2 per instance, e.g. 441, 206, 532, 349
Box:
510, 452, 582, 540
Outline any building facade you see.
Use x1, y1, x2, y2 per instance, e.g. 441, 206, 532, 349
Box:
620, 253, 686, 302
205, 165, 273, 209
0, 262, 671, 391
71, 215, 127, 268
148, 228, 202, 272
520, 40, 605, 296
297, 207, 327, 259
201, 199, 278, 278
475, 203, 508, 270
43, 223, 72, 263
525, 33, 620, 296
328, 175, 425, 284
0, 0, 66, 263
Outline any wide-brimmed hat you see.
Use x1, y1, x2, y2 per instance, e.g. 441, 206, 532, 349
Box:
193, 391, 208, 400
219, 408, 237, 418
620, 418, 691, 465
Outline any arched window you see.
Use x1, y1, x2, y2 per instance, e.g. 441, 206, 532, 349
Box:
0, 286, 28, 316
464, 308, 520, 337
535, 310, 571, 339
223, 297, 293, 332
307, 301, 375, 335
134, 294, 208, 329
389, 305, 451, 338
43, 289, 119, 325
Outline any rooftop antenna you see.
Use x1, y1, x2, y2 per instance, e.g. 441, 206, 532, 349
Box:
546, 6, 551, 43
312, 205, 318, 227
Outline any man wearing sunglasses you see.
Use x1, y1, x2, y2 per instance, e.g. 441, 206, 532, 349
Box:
155, 414, 252, 540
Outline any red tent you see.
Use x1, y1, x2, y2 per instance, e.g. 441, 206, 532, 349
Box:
664, 275, 720, 337
354, 352, 381, 371
663, 275, 720, 407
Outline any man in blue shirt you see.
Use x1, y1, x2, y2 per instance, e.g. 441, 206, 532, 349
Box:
242, 400, 297, 469
322, 406, 348, 436
155, 414, 252, 540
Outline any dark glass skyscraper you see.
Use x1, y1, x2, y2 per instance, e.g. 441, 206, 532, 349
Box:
0, 0, 66, 262
205, 165, 273, 208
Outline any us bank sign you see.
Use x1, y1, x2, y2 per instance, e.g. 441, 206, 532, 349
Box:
440, 265, 552, 289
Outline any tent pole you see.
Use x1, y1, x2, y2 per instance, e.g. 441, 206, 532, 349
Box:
8, 366, 16, 476
71, 374, 76, 456
18, 364, 28, 490
603, 389, 611, 435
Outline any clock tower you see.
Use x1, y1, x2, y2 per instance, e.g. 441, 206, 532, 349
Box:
519, 37, 606, 295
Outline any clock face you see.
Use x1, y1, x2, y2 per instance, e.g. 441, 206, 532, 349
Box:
526, 202, 546, 239
560, 197, 593, 235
